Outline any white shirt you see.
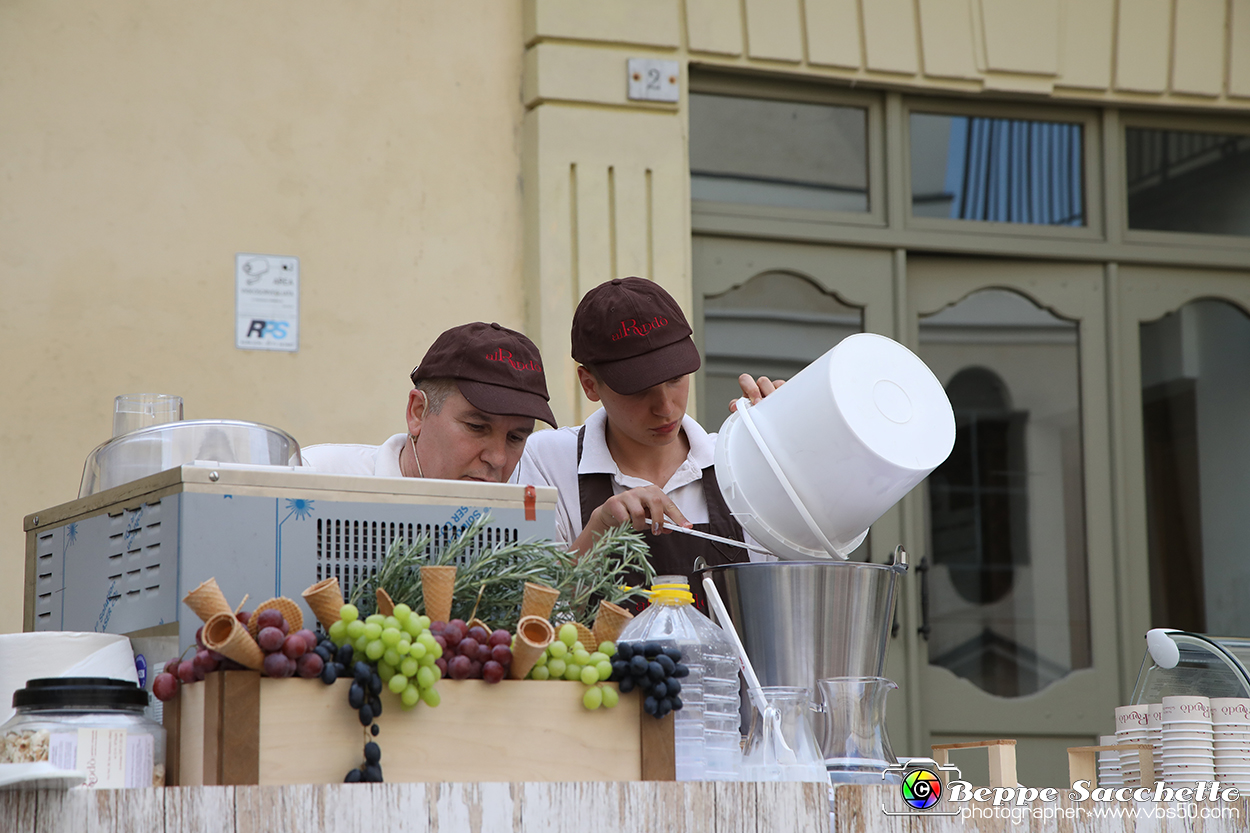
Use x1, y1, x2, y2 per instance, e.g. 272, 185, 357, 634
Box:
299, 433, 407, 477
513, 408, 771, 560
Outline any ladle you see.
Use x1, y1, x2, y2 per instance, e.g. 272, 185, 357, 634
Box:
700, 576, 796, 765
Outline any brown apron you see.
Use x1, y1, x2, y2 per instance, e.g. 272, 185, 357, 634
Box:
576, 426, 749, 589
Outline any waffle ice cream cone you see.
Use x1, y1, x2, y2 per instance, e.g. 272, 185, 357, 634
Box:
421, 566, 456, 623
592, 601, 633, 646
572, 622, 596, 650
183, 578, 232, 624
509, 615, 556, 680
204, 612, 264, 670
301, 578, 344, 630
520, 582, 559, 620
376, 588, 395, 617
247, 597, 304, 638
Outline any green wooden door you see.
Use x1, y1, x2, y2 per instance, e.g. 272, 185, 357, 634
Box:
904, 256, 1121, 789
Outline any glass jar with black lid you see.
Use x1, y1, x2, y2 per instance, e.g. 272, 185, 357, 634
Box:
0, 677, 165, 787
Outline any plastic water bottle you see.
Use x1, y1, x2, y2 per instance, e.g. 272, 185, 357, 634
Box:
617, 576, 742, 780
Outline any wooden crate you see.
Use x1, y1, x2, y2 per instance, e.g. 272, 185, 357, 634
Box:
164, 671, 674, 786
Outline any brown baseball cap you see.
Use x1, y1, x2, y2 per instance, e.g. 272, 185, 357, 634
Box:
571, 277, 701, 395
411, 322, 557, 427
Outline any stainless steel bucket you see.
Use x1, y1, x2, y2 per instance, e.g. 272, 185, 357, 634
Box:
694, 554, 907, 743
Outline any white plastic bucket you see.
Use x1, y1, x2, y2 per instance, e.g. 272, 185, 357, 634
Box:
713, 333, 955, 560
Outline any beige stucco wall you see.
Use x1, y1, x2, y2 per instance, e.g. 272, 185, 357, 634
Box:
0, 1, 526, 634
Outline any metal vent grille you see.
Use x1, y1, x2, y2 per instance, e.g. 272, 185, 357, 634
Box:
34, 530, 57, 625
315, 518, 519, 601
36, 497, 173, 633
103, 500, 168, 613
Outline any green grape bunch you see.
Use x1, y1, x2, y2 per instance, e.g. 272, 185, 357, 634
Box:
526, 622, 621, 711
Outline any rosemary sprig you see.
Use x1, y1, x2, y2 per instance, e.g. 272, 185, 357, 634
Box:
346, 514, 655, 631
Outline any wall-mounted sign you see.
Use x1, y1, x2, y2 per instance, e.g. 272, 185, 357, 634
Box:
236, 253, 299, 352
627, 58, 679, 103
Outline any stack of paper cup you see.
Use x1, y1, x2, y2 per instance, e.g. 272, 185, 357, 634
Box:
1147, 703, 1164, 778
1098, 735, 1124, 787
1210, 698, 1250, 787
1115, 705, 1151, 786
1160, 695, 1214, 787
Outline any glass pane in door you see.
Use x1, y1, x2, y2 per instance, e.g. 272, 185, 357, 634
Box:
1140, 300, 1250, 635
919, 288, 1091, 696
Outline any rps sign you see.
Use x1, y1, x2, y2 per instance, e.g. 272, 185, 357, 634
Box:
236, 253, 299, 352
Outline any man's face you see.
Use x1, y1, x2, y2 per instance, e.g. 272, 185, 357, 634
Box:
579, 369, 690, 450
407, 388, 535, 481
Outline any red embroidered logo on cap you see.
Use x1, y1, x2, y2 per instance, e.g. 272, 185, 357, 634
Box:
485, 348, 542, 372
611, 316, 669, 342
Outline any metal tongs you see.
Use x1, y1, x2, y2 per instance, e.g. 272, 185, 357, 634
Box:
700, 575, 797, 765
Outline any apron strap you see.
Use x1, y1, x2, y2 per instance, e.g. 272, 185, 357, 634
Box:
576, 424, 748, 579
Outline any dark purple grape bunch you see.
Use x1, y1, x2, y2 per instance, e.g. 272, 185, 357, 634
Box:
611, 641, 687, 719
342, 660, 385, 782
344, 741, 383, 784
314, 633, 355, 687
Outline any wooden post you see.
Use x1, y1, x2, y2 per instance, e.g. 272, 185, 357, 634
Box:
1068, 747, 1097, 786
201, 671, 224, 785
162, 690, 181, 786
640, 706, 676, 781
987, 742, 1017, 788
1138, 744, 1155, 787
931, 740, 1018, 787
220, 670, 262, 785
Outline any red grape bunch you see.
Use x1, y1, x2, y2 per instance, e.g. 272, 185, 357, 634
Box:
430, 619, 513, 683
252, 607, 324, 680
151, 608, 325, 702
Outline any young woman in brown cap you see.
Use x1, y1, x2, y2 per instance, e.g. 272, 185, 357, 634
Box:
515, 278, 779, 577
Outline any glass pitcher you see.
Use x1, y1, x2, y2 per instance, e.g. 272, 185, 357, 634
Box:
818, 676, 899, 784
741, 686, 828, 782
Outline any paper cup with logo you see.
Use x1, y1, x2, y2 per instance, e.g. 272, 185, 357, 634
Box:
1214, 739, 1250, 749
1160, 750, 1210, 765
1162, 695, 1211, 724
1116, 704, 1151, 731
1211, 698, 1250, 726
1162, 735, 1212, 752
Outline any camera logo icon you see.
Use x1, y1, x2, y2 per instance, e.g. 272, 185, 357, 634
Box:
880, 758, 962, 817
901, 769, 942, 809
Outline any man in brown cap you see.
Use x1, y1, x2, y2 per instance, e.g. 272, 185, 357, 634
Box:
515, 278, 779, 575
302, 322, 557, 482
